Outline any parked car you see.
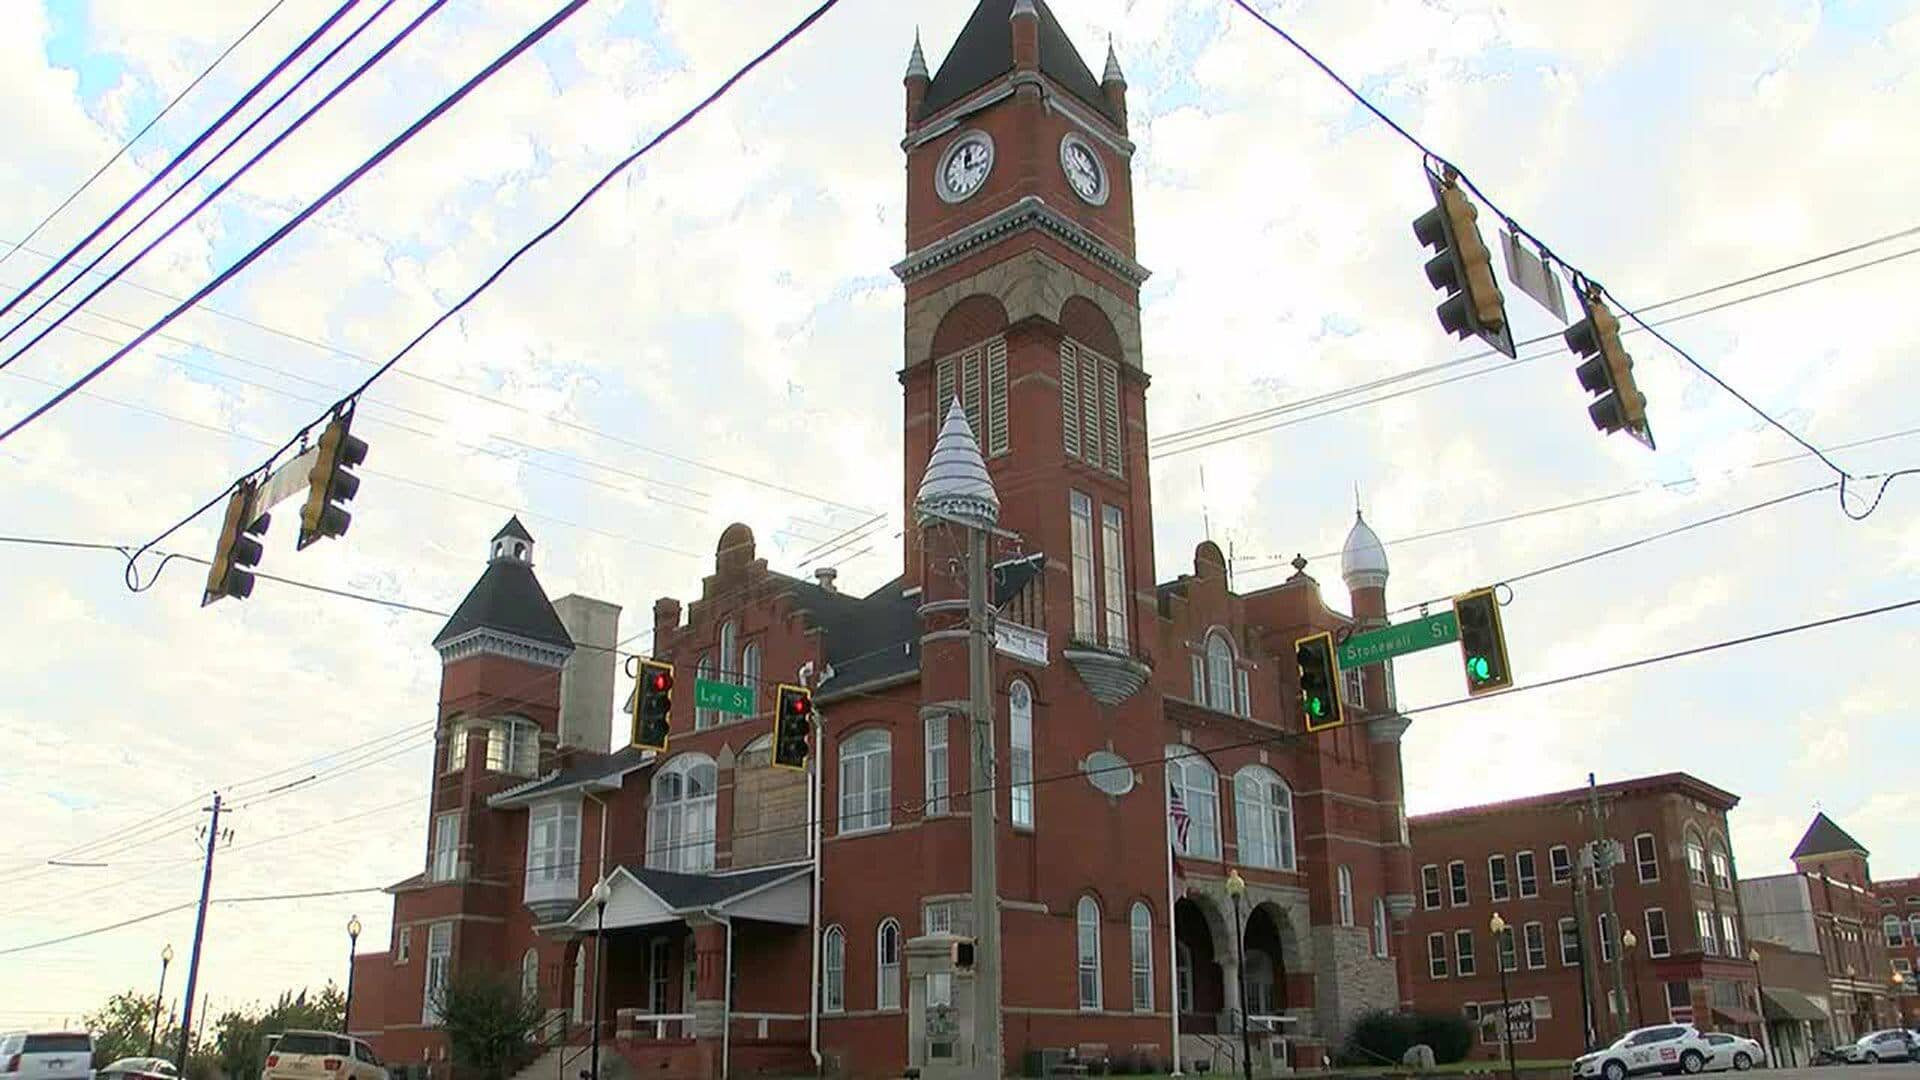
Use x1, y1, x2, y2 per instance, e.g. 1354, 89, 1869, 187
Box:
262, 1032, 384, 1080
1840, 1029, 1914, 1064
0, 1033, 96, 1080
1700, 1033, 1765, 1072
96, 1059, 176, 1080
1574, 1024, 1715, 1080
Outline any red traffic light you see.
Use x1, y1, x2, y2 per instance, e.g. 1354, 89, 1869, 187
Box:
788, 692, 812, 716
649, 671, 672, 693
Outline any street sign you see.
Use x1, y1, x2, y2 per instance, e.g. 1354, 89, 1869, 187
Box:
1501, 229, 1568, 322
693, 678, 755, 717
1337, 611, 1459, 670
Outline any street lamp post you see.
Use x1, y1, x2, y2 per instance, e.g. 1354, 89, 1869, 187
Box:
1225, 870, 1253, 1080
1490, 913, 1519, 1080
589, 879, 610, 1080
343, 916, 362, 1034
1622, 929, 1645, 1029
1749, 947, 1771, 1067
148, 945, 174, 1056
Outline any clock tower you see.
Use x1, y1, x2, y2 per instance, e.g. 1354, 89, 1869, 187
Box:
897, 0, 1152, 663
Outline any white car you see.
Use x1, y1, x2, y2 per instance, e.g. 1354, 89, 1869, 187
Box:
1574, 1024, 1714, 1080
1840, 1029, 1914, 1064
1699, 1033, 1764, 1072
0, 1033, 96, 1080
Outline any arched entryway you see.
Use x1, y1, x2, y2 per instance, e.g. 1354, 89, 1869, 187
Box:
1175, 896, 1226, 1032
1242, 904, 1289, 1018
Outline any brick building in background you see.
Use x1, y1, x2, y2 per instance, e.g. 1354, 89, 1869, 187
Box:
346, 4, 1425, 1077
1408, 774, 1761, 1061
1874, 872, 1920, 1026
1741, 813, 1904, 1042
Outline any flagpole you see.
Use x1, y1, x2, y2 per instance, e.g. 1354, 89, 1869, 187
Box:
1166, 785, 1183, 1077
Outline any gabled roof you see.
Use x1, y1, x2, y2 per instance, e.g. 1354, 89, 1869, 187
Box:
920, 0, 1118, 126
488, 746, 653, 808
616, 863, 806, 911
433, 556, 573, 649
1791, 811, 1868, 859
494, 516, 534, 543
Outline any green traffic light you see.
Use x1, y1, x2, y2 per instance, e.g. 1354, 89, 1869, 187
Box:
1307, 696, 1326, 717
1468, 655, 1491, 681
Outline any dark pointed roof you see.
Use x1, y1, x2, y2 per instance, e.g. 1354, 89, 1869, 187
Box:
920, 0, 1118, 125
432, 556, 573, 649
494, 516, 534, 543
1791, 811, 1868, 860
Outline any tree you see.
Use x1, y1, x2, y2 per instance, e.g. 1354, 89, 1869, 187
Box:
430, 971, 544, 1080
84, 991, 175, 1067
214, 986, 347, 1080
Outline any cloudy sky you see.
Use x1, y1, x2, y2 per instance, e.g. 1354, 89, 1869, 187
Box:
3, 0, 1918, 1026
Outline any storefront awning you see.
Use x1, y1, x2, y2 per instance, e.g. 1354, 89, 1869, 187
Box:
561, 862, 812, 932
1713, 1004, 1762, 1025
1761, 987, 1827, 1022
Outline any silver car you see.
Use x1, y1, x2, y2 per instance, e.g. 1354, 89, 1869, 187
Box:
1840, 1029, 1914, 1064
1700, 1033, 1764, 1072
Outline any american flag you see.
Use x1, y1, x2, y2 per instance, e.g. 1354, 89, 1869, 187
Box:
1168, 786, 1192, 851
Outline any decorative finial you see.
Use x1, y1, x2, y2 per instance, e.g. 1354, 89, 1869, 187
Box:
1355, 482, 1363, 519
1292, 553, 1308, 574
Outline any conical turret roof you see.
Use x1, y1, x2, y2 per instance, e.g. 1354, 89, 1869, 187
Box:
915, 398, 1000, 529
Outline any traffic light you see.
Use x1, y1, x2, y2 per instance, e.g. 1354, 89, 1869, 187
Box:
631, 659, 674, 752
203, 480, 269, 605
771, 683, 814, 771
1452, 587, 1513, 696
1412, 168, 1515, 358
1295, 631, 1344, 733
1566, 286, 1655, 450
297, 408, 369, 549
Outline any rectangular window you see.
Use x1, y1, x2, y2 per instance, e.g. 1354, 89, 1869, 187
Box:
1189, 655, 1205, 703
1234, 668, 1250, 718
1666, 980, 1692, 1021
525, 801, 581, 901
1497, 927, 1517, 973
1524, 921, 1547, 970
1550, 844, 1572, 885
1069, 491, 1096, 641
1687, 841, 1707, 885
486, 721, 539, 776
1422, 865, 1442, 910
1060, 343, 1080, 458
1698, 908, 1719, 956
430, 812, 460, 882
1721, 913, 1741, 956
986, 338, 1009, 456
1559, 917, 1581, 966
1449, 860, 1469, 906
1711, 851, 1732, 892
838, 738, 892, 834
1101, 505, 1129, 650
1100, 356, 1121, 476
1455, 930, 1476, 976
423, 922, 453, 1024
925, 714, 949, 816
1645, 908, 1671, 958
443, 727, 468, 773
1636, 833, 1660, 883
1428, 933, 1449, 979
1489, 854, 1511, 902
1598, 913, 1617, 962
396, 926, 412, 964
1343, 666, 1364, 712
924, 902, 954, 936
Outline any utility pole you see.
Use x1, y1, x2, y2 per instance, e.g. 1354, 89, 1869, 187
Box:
175, 792, 222, 1072
1571, 856, 1597, 1051
1587, 775, 1632, 1039
966, 522, 1002, 1079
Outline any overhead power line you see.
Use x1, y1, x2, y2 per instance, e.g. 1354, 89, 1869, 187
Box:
0, 886, 389, 957
1223, 0, 1914, 518
0, 0, 292, 275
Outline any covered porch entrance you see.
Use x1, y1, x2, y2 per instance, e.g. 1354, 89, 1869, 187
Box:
1173, 891, 1310, 1073
560, 863, 815, 1079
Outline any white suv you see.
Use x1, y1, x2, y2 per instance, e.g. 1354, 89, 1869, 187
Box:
1574, 1024, 1713, 1080
262, 1032, 384, 1080
0, 1032, 96, 1080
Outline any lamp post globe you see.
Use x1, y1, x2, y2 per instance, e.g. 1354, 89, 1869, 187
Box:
148, 944, 175, 1056
1224, 871, 1252, 1080
343, 915, 363, 1034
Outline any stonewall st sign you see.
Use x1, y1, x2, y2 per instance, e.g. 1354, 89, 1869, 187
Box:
1336, 610, 1458, 671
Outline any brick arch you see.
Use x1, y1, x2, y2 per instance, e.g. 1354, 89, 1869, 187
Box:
1060, 294, 1122, 358
929, 293, 1010, 360
906, 251, 1143, 369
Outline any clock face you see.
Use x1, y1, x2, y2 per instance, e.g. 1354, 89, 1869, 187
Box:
937, 132, 993, 203
1060, 134, 1108, 205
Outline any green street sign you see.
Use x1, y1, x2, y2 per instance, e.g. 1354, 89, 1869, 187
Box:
694, 678, 756, 717
1337, 611, 1459, 670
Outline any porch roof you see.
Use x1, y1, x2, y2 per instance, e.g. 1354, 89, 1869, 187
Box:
562, 862, 812, 932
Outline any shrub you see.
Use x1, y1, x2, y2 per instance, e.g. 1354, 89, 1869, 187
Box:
1344, 1009, 1418, 1067
1412, 1011, 1475, 1065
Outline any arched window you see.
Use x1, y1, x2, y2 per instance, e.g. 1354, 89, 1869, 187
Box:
1010, 680, 1035, 828
647, 755, 716, 872
877, 919, 901, 1011
521, 948, 540, 1004
838, 729, 891, 834
720, 621, 739, 675
1129, 902, 1153, 1012
822, 926, 845, 1014
571, 945, 587, 1020
740, 640, 761, 702
1206, 631, 1234, 710
1077, 896, 1103, 1010
1373, 898, 1390, 958
1708, 833, 1733, 891
1233, 766, 1295, 870
1886, 915, 1907, 948
695, 652, 717, 729
1337, 865, 1355, 927
1165, 747, 1220, 859
1685, 826, 1707, 885
1910, 913, 1920, 943
1242, 947, 1275, 1016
